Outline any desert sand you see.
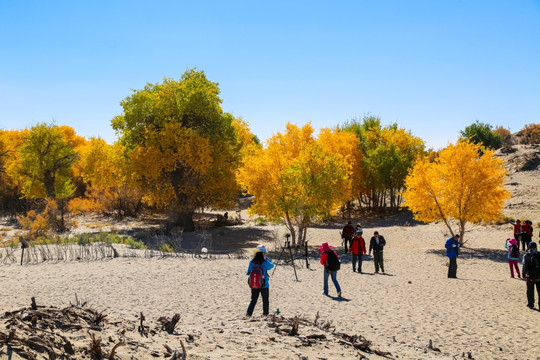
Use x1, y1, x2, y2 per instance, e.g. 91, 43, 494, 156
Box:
0, 145, 539, 359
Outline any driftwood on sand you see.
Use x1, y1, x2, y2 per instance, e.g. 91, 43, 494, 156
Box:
266, 313, 393, 358
0, 297, 187, 359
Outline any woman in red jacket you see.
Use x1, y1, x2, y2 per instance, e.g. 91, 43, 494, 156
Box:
319, 242, 342, 297
350, 230, 366, 273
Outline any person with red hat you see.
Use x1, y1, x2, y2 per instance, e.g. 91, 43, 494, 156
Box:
505, 238, 521, 278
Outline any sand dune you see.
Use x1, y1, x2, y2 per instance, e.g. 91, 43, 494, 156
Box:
1, 219, 539, 359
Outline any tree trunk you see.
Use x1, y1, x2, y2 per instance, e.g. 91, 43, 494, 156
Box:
176, 211, 195, 232
166, 209, 195, 233
43, 170, 56, 199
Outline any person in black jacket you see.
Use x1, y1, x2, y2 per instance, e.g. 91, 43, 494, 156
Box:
522, 241, 540, 309
369, 231, 386, 273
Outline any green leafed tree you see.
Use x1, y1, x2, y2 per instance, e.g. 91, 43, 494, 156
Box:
111, 69, 241, 231
18, 123, 78, 200
459, 120, 502, 150
341, 115, 425, 209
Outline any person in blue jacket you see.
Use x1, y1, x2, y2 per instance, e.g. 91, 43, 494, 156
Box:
445, 234, 461, 278
246, 245, 274, 316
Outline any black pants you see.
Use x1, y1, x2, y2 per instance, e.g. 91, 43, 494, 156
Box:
343, 237, 352, 252
352, 253, 363, 272
246, 287, 269, 316
448, 257, 457, 278
526, 280, 540, 308
522, 234, 531, 250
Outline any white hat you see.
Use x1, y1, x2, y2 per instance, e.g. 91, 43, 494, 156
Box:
254, 244, 267, 253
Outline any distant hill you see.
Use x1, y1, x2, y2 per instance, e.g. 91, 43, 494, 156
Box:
495, 145, 540, 221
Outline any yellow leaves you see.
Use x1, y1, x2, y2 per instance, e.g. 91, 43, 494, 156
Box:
77, 138, 125, 189
238, 123, 353, 223
403, 140, 510, 229
131, 122, 213, 208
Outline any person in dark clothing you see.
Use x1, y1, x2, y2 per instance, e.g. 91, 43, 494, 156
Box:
369, 231, 386, 273
522, 241, 540, 310
246, 245, 274, 316
445, 234, 460, 278
522, 220, 533, 249
341, 221, 355, 253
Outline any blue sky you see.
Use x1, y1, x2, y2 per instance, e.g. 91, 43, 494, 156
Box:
1, 0, 539, 150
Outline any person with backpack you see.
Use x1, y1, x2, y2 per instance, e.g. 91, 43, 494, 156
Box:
341, 221, 355, 253
445, 234, 460, 278
246, 245, 274, 317
319, 242, 342, 297
505, 238, 521, 278
522, 241, 540, 309
369, 231, 386, 274
350, 230, 366, 273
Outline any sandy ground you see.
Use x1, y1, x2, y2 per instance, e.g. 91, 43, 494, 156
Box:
0, 145, 539, 359
1, 219, 540, 359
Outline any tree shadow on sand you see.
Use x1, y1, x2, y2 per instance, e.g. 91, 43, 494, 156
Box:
311, 208, 427, 231
426, 247, 508, 264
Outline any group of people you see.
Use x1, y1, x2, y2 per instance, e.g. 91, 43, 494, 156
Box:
246, 222, 388, 315
246, 219, 540, 316
444, 219, 540, 311
505, 219, 540, 310
510, 219, 534, 250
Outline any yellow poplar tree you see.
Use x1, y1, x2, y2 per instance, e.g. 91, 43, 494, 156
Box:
73, 137, 142, 217
318, 127, 361, 216
238, 123, 351, 246
402, 140, 509, 243
111, 70, 240, 231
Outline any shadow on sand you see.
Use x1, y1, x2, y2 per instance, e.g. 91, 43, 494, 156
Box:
325, 294, 351, 302
426, 247, 508, 264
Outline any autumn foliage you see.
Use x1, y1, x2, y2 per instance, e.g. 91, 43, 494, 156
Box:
402, 140, 509, 242
238, 123, 355, 245
111, 69, 243, 231
516, 123, 540, 145
0, 69, 527, 246
340, 116, 425, 210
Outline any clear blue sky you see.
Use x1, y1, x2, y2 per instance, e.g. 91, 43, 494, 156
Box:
1, 0, 539, 150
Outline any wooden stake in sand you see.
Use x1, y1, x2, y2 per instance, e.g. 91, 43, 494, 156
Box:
19, 236, 29, 266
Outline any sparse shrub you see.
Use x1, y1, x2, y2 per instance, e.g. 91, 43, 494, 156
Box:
254, 217, 268, 226
493, 126, 513, 147
516, 124, 540, 145
160, 244, 174, 253
18, 210, 52, 239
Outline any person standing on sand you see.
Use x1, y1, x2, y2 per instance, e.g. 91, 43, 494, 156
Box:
505, 238, 521, 278
341, 221, 355, 253
509, 219, 525, 250
522, 241, 540, 310
522, 220, 533, 249
369, 231, 386, 273
445, 234, 460, 278
355, 223, 363, 236
350, 230, 366, 273
246, 245, 274, 317
319, 242, 342, 297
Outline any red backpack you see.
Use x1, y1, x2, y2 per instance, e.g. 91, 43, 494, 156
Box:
248, 264, 266, 289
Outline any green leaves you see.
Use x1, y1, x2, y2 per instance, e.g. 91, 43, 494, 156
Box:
19, 123, 78, 200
